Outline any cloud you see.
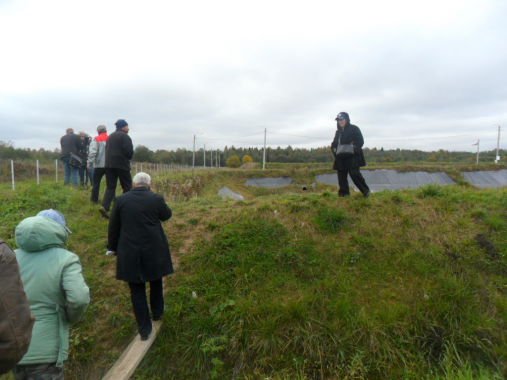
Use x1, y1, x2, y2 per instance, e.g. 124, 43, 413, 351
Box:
0, 0, 505, 154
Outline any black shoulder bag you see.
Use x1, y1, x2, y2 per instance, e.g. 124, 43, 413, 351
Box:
336, 130, 355, 158
69, 152, 82, 168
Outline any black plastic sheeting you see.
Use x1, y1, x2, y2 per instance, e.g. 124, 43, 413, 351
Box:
315, 170, 456, 192
218, 186, 245, 200
462, 170, 507, 188
245, 177, 295, 189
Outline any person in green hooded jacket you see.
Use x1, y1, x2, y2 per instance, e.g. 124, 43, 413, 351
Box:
13, 212, 90, 380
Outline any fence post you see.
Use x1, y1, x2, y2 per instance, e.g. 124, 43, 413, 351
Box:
11, 160, 15, 190
36, 160, 40, 184
55, 159, 58, 183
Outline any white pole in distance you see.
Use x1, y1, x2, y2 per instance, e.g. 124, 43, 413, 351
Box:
263, 127, 267, 170
11, 160, 15, 190
472, 139, 480, 164
36, 160, 39, 184
495, 125, 501, 163
193, 135, 196, 170
204, 144, 206, 168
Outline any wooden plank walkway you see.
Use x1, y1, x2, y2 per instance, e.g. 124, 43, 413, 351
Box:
102, 321, 162, 380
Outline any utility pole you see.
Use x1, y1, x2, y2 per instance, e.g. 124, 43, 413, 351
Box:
193, 135, 196, 170
497, 125, 501, 163
193, 132, 203, 170
472, 139, 480, 164
263, 127, 266, 170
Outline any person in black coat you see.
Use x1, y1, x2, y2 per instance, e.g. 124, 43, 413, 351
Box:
100, 119, 134, 218
107, 172, 173, 340
60, 128, 84, 187
331, 112, 370, 197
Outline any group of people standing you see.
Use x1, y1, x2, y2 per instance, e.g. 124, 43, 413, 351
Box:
0, 112, 370, 379
59, 119, 134, 218
1, 119, 175, 379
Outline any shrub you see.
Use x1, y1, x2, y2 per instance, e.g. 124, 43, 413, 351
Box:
226, 156, 241, 168
242, 155, 253, 164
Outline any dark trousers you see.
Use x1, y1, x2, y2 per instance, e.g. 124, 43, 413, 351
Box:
128, 279, 164, 336
13, 362, 64, 380
90, 167, 106, 204
101, 168, 132, 211
79, 167, 93, 187
337, 168, 370, 196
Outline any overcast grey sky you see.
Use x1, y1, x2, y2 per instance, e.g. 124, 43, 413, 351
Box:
0, 0, 505, 153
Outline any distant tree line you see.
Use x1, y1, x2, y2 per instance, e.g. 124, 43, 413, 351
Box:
1, 140, 504, 166
133, 145, 505, 166
0, 141, 59, 162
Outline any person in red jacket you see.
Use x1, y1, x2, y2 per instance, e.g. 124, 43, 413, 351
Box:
87, 125, 109, 204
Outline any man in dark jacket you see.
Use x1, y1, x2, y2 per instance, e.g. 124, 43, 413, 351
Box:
0, 239, 34, 375
107, 172, 173, 341
78, 131, 93, 188
331, 112, 370, 197
60, 128, 84, 188
99, 119, 134, 219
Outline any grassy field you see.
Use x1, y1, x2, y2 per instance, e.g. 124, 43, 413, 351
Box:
1, 164, 506, 379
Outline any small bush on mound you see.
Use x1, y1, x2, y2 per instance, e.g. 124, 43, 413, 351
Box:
242, 155, 253, 164
226, 155, 241, 168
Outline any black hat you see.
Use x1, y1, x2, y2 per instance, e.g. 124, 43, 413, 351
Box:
335, 112, 350, 122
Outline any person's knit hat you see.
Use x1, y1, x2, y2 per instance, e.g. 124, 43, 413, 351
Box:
335, 112, 350, 123
37, 209, 72, 234
115, 119, 128, 129
97, 125, 107, 133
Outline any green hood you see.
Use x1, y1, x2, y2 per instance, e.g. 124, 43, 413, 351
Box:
15, 216, 68, 252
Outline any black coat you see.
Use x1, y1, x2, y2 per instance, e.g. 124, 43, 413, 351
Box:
60, 133, 84, 159
331, 124, 366, 171
108, 187, 173, 283
105, 130, 134, 171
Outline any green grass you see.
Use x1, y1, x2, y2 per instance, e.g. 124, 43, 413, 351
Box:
1, 165, 507, 379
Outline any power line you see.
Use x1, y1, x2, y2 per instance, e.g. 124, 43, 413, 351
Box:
268, 131, 329, 140
268, 130, 497, 142
196, 132, 264, 141
368, 131, 496, 142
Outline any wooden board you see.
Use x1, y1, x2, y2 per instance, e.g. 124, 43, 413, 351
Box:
102, 321, 162, 380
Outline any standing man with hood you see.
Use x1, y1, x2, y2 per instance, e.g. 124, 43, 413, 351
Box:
331, 112, 370, 198
100, 119, 134, 219
87, 125, 109, 204
13, 210, 90, 379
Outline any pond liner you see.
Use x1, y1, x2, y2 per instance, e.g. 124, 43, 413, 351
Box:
218, 186, 244, 200
462, 170, 507, 188
244, 177, 295, 189
315, 169, 456, 192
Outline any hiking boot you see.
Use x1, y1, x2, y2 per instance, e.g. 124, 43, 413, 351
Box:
99, 206, 110, 219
